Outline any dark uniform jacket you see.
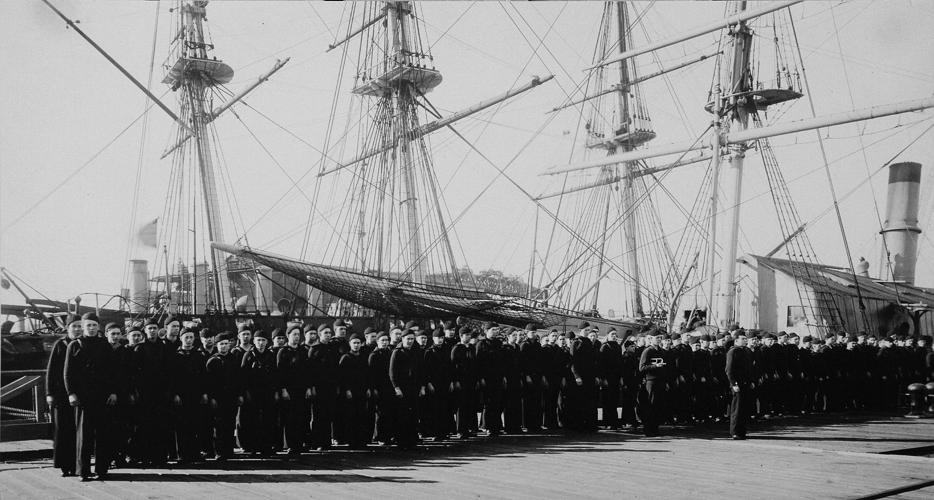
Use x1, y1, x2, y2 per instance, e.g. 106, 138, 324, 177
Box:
276, 345, 309, 394
46, 336, 76, 401
725, 346, 754, 387
389, 346, 421, 394
639, 346, 668, 382
64, 336, 116, 402
171, 347, 207, 400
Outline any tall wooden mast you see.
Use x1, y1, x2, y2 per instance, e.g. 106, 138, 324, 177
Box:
163, 0, 234, 311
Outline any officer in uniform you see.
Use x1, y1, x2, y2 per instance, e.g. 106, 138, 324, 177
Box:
64, 313, 117, 481
171, 328, 208, 463
46, 314, 81, 477
206, 331, 242, 461
638, 331, 667, 437
338, 333, 370, 448
390, 329, 421, 449
277, 325, 310, 457
726, 332, 754, 439
368, 331, 396, 445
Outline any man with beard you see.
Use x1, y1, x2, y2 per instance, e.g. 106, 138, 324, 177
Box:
308, 323, 341, 450
241, 329, 277, 456
277, 325, 310, 457
338, 333, 370, 448
390, 329, 422, 449
450, 327, 478, 438
368, 331, 396, 445
46, 314, 81, 477
170, 328, 208, 463
64, 313, 117, 481
205, 331, 242, 461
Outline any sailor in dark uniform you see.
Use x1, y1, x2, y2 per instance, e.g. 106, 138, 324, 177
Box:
338, 333, 370, 448
229, 324, 255, 452
541, 330, 563, 430
103, 322, 129, 467
390, 329, 422, 449
46, 314, 81, 477
64, 313, 117, 481
121, 328, 144, 465
368, 331, 396, 445
424, 328, 453, 440
501, 330, 523, 434
518, 324, 543, 433
475, 323, 504, 436
170, 328, 208, 463
450, 327, 477, 438
205, 331, 242, 461
598, 328, 623, 429
277, 325, 310, 457
241, 329, 277, 456
569, 322, 598, 432
308, 323, 340, 450
725, 332, 755, 439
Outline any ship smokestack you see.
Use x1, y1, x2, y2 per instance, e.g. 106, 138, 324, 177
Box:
129, 259, 149, 313
880, 162, 922, 284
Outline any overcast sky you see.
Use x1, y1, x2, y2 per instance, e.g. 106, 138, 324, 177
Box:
1, 1, 932, 314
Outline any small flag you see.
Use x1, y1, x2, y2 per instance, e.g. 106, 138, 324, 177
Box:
137, 218, 158, 247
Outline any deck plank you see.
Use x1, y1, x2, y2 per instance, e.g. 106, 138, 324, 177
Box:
1, 412, 931, 499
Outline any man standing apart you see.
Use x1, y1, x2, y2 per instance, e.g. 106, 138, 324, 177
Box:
46, 314, 81, 477
64, 313, 117, 481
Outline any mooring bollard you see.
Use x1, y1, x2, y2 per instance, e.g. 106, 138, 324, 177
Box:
905, 383, 926, 417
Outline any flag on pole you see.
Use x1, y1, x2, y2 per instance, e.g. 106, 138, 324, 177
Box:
137, 218, 158, 247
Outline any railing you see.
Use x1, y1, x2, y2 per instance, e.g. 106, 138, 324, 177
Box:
1, 369, 51, 442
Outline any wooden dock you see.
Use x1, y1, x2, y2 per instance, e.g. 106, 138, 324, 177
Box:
1, 411, 932, 499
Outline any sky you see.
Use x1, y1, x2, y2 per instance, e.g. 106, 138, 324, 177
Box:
1, 1, 933, 315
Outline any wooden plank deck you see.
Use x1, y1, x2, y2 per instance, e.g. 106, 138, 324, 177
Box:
1, 411, 932, 500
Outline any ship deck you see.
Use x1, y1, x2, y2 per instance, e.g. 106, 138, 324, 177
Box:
1, 411, 933, 499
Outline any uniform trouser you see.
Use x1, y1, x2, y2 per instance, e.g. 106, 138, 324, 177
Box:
729, 385, 751, 437
620, 383, 639, 426
504, 380, 523, 433
239, 391, 274, 453
480, 381, 504, 432
175, 397, 203, 461
310, 388, 337, 448
600, 383, 620, 428
423, 386, 451, 438
136, 391, 169, 464
640, 380, 666, 436
452, 383, 476, 435
51, 403, 76, 473
74, 401, 109, 477
374, 390, 397, 443
395, 389, 419, 448
580, 382, 598, 431
212, 399, 237, 458
337, 392, 369, 447
542, 378, 560, 429
282, 392, 309, 453
522, 380, 543, 431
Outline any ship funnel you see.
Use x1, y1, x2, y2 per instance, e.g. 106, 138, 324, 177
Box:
129, 260, 149, 313
880, 162, 922, 284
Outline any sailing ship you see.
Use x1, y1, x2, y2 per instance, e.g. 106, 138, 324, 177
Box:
2, 1, 932, 337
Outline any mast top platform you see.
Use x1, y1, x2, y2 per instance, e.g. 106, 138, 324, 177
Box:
586, 129, 657, 151
705, 88, 802, 113
351, 64, 442, 97
162, 56, 234, 87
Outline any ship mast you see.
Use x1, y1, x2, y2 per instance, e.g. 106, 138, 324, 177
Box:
585, 2, 655, 316
163, 0, 235, 311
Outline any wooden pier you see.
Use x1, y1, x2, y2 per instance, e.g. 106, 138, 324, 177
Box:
1, 411, 932, 499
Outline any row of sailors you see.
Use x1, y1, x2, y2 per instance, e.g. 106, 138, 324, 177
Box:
46, 312, 934, 480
